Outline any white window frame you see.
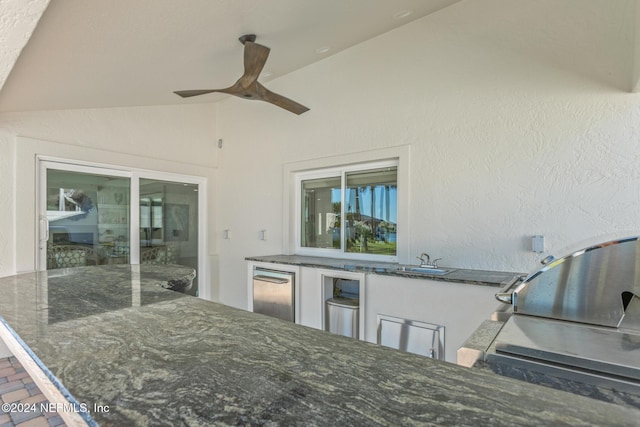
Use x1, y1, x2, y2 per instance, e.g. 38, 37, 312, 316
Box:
284, 146, 410, 264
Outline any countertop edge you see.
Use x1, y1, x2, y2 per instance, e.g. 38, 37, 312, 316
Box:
246, 254, 524, 288
0, 316, 97, 427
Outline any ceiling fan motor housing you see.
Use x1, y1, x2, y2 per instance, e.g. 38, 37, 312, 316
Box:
238, 34, 256, 44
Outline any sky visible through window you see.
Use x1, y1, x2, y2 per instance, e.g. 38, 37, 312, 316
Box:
335, 185, 397, 224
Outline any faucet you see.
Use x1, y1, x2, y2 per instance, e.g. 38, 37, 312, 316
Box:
417, 253, 442, 268
417, 253, 430, 266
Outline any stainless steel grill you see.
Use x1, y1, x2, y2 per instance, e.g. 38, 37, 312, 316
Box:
486, 237, 640, 408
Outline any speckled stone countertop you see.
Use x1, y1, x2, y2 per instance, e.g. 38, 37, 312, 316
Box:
1, 265, 639, 426
246, 254, 524, 287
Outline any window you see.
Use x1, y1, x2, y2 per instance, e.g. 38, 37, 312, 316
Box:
301, 176, 341, 249
344, 167, 397, 255
297, 160, 398, 260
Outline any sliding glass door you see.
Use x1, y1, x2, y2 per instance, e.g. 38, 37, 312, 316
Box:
139, 178, 199, 296
42, 166, 131, 269
39, 160, 205, 297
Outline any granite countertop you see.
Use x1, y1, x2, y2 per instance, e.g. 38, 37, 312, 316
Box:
246, 254, 524, 287
1, 265, 639, 426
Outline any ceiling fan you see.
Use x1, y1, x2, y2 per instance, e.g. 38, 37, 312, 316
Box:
174, 34, 309, 115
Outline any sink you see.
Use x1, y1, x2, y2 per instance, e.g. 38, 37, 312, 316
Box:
397, 266, 453, 276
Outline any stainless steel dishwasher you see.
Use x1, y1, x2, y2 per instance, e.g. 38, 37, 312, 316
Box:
252, 267, 295, 322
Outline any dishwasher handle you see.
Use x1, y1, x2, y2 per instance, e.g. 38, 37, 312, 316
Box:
253, 275, 289, 284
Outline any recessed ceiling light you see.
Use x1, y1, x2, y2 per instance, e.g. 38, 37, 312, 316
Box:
315, 46, 331, 54
393, 9, 413, 19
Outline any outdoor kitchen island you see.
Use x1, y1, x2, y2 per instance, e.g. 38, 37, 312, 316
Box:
0, 265, 638, 426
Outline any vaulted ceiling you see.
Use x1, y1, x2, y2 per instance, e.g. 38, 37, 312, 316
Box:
0, 0, 462, 113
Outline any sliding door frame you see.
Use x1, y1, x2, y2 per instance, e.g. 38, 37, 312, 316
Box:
37, 156, 209, 299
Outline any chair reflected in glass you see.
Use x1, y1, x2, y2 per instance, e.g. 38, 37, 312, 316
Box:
47, 242, 179, 269
140, 244, 179, 265
47, 244, 98, 269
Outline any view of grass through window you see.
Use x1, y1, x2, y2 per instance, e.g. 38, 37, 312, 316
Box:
300, 164, 397, 257
345, 167, 397, 255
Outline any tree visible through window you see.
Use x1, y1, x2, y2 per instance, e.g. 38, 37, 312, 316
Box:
299, 161, 398, 258
345, 167, 397, 256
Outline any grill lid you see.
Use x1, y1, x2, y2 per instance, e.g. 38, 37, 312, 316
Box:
505, 237, 640, 328
487, 237, 640, 402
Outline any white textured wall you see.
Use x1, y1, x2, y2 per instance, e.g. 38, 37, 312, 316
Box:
0, 0, 49, 276
0, 104, 218, 282
0, 0, 49, 91
0, 131, 14, 276
216, 0, 640, 309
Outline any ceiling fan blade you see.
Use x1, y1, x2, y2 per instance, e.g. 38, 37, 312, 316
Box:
256, 82, 309, 115
173, 35, 309, 114
174, 86, 241, 98
238, 41, 270, 87
174, 89, 218, 98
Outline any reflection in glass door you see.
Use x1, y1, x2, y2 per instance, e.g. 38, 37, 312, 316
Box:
45, 169, 131, 270
139, 178, 199, 296
40, 160, 205, 299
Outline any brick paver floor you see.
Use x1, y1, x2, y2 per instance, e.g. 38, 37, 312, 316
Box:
0, 356, 66, 427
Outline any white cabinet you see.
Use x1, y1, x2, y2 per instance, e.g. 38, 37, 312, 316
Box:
298, 267, 365, 340
318, 269, 365, 339
247, 263, 365, 336
248, 261, 501, 363
364, 274, 500, 363
298, 267, 322, 328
